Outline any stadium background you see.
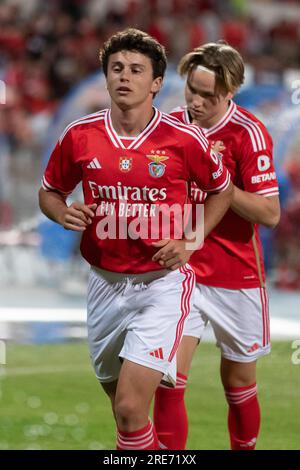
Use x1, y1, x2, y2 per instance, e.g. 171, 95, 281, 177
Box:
0, 0, 300, 450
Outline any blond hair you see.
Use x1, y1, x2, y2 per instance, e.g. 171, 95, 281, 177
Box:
178, 42, 244, 95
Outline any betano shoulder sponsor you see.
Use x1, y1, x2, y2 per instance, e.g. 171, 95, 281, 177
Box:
88, 180, 167, 202
251, 172, 276, 184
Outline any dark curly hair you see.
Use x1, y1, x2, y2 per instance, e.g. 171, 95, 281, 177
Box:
100, 28, 167, 80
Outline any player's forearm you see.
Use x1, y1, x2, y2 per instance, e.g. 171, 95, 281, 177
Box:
203, 182, 233, 238
39, 188, 68, 226
231, 185, 280, 228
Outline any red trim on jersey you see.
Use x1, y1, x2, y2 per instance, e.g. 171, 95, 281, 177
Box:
168, 265, 195, 362
172, 101, 236, 136
131, 110, 161, 149
104, 108, 162, 150
205, 101, 236, 137
256, 188, 279, 197
41, 175, 71, 195
204, 171, 231, 192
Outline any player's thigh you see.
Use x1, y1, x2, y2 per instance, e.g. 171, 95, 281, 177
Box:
116, 359, 163, 414
101, 380, 118, 410
87, 267, 131, 383
120, 266, 195, 387
200, 285, 270, 363
220, 357, 257, 388
179, 284, 208, 376
177, 335, 199, 376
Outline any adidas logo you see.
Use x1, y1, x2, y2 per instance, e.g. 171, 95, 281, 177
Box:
240, 437, 257, 448
87, 157, 101, 169
149, 347, 164, 359
247, 343, 259, 353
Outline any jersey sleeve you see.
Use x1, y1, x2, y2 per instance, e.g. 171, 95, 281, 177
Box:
41, 129, 82, 196
238, 127, 279, 198
185, 127, 231, 193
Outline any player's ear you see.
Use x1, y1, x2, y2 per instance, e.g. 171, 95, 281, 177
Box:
151, 77, 163, 95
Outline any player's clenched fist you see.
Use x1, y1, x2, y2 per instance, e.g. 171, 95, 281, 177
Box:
61, 202, 97, 231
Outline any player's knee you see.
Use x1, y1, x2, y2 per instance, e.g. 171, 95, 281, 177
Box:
222, 369, 256, 389
221, 360, 256, 389
114, 398, 144, 430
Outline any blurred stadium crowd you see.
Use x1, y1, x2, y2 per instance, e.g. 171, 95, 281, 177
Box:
1, 0, 300, 290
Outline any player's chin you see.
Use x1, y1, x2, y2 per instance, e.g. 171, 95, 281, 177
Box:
115, 98, 133, 111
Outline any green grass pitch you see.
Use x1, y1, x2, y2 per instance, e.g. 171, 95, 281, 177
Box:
0, 341, 299, 450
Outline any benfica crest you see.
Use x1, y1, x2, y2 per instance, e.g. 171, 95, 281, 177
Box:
146, 152, 169, 178
119, 156, 132, 172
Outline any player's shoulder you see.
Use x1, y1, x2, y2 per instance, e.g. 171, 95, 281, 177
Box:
160, 111, 208, 148
169, 105, 190, 123
230, 104, 271, 151
59, 109, 107, 144
169, 105, 185, 116
234, 105, 268, 129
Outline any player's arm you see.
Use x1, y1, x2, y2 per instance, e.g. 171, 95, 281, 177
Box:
153, 137, 233, 269
203, 181, 233, 237
231, 187, 280, 228
233, 135, 280, 228
39, 130, 96, 231
152, 182, 233, 269
39, 188, 96, 232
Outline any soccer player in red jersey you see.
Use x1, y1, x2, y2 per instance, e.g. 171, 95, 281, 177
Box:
153, 42, 281, 450
39, 30, 233, 450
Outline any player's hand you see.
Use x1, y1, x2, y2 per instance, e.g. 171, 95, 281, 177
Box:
61, 202, 97, 232
211, 140, 225, 153
152, 239, 192, 270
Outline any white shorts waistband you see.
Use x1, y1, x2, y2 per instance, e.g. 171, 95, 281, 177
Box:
90, 266, 171, 284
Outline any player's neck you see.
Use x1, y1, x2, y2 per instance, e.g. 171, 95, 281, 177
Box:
110, 102, 155, 137
194, 100, 230, 129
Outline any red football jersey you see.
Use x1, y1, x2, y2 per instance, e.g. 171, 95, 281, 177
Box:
42, 108, 230, 274
171, 102, 279, 288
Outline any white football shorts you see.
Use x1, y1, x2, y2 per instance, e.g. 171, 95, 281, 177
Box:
183, 283, 270, 362
87, 265, 195, 385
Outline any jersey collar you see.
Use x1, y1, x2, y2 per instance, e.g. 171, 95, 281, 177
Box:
183, 101, 237, 135
104, 107, 162, 150
204, 101, 237, 136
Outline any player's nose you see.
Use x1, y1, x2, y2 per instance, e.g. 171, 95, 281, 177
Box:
120, 67, 130, 81
192, 95, 205, 108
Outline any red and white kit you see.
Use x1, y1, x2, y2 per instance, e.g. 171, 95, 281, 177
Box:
42, 107, 230, 381
172, 102, 279, 360
42, 108, 229, 273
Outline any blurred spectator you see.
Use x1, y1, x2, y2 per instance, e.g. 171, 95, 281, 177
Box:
275, 158, 300, 289
1, 0, 300, 122
0, 113, 12, 228
1, 0, 300, 290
